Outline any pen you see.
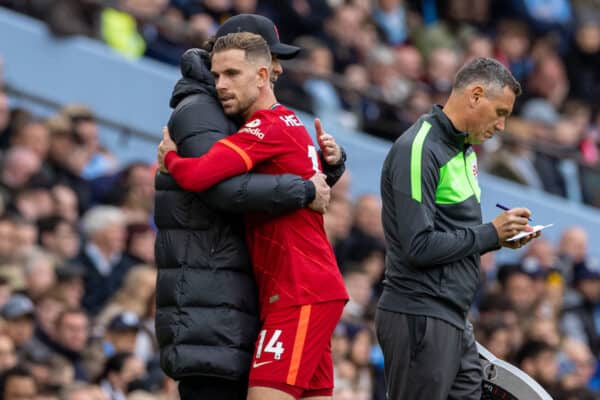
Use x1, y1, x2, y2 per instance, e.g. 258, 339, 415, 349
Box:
496, 203, 533, 222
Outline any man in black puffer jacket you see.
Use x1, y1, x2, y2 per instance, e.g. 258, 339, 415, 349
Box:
154, 14, 346, 400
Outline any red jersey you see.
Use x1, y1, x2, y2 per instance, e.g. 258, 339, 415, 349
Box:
165, 104, 348, 317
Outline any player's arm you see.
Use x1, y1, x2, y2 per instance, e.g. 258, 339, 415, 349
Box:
160, 127, 249, 192
389, 136, 499, 269
158, 104, 316, 213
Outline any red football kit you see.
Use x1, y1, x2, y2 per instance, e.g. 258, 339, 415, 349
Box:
165, 104, 348, 397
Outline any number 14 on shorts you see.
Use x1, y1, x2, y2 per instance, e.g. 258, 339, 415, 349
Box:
256, 329, 285, 360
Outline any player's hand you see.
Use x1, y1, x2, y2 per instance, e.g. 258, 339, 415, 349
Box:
491, 207, 533, 246
308, 172, 330, 214
158, 126, 177, 173
315, 118, 342, 165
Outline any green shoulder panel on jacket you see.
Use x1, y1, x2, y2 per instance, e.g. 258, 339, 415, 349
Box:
435, 150, 481, 204
410, 121, 432, 203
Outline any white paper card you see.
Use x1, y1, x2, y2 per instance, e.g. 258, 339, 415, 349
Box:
506, 224, 553, 242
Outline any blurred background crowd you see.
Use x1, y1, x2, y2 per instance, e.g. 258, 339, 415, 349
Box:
0, 0, 598, 399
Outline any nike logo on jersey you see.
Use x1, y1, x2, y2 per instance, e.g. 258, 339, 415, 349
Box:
252, 360, 273, 368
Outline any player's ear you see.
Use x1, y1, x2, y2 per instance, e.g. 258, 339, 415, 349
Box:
257, 65, 270, 88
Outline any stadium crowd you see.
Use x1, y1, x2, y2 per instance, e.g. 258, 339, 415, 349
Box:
0, 0, 599, 399
3, 0, 600, 207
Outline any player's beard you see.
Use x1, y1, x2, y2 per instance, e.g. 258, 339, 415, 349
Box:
236, 92, 258, 120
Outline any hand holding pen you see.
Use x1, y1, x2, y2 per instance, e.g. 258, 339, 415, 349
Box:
496, 203, 533, 222
491, 204, 536, 248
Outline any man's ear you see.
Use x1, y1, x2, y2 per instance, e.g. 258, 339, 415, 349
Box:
257, 66, 270, 88
469, 85, 484, 108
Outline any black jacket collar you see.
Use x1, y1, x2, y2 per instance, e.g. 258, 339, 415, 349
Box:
431, 105, 468, 148
170, 49, 216, 108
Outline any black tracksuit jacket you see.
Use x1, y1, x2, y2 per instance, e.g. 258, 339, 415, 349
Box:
378, 105, 499, 328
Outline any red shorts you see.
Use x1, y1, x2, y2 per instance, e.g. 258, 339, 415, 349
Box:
248, 300, 345, 398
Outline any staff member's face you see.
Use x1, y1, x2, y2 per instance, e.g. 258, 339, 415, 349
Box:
212, 49, 268, 117
466, 84, 515, 144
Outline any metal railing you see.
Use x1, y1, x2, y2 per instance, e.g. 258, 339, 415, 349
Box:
4, 82, 158, 144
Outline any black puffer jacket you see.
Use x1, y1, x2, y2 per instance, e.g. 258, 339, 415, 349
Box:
154, 49, 318, 380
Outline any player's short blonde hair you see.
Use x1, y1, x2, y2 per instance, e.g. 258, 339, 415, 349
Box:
212, 32, 272, 66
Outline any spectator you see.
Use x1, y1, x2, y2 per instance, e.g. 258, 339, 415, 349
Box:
425, 46, 461, 102
38, 216, 80, 263
76, 206, 137, 314
0, 146, 42, 203
50, 308, 89, 381
561, 259, 600, 357
1, 294, 39, 358
516, 340, 560, 393
33, 288, 68, 351
497, 264, 539, 318
566, 13, 600, 111
322, 5, 362, 73
43, 0, 102, 38
61, 383, 110, 400
102, 163, 154, 224
463, 34, 494, 62
0, 92, 10, 143
101, 0, 168, 59
494, 20, 534, 82
45, 115, 92, 214
103, 312, 141, 356
12, 182, 55, 222
373, 0, 408, 46
294, 37, 343, 117
342, 268, 373, 324
558, 226, 589, 282
0, 334, 17, 374
9, 118, 50, 161
51, 184, 80, 224
336, 194, 385, 267
60, 104, 118, 181
98, 352, 145, 400
54, 264, 85, 308
559, 338, 597, 394
22, 248, 56, 301
0, 216, 16, 268
14, 216, 39, 262
0, 366, 37, 400
124, 223, 155, 265
524, 53, 569, 110
96, 266, 156, 330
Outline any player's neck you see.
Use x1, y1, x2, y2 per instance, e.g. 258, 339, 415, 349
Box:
243, 92, 278, 120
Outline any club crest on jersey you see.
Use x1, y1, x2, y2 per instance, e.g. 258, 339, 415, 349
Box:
280, 114, 303, 127
472, 160, 479, 177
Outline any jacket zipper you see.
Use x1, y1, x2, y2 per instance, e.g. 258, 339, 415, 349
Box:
462, 144, 477, 198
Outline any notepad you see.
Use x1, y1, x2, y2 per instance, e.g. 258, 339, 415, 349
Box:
507, 224, 553, 242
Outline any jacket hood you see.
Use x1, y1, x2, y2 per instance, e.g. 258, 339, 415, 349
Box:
170, 48, 216, 108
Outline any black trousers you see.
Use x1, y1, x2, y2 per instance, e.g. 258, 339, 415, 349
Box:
375, 309, 482, 400
178, 376, 248, 400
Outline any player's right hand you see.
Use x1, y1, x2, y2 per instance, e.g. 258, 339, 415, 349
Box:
308, 172, 330, 214
491, 207, 532, 245
315, 118, 342, 165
